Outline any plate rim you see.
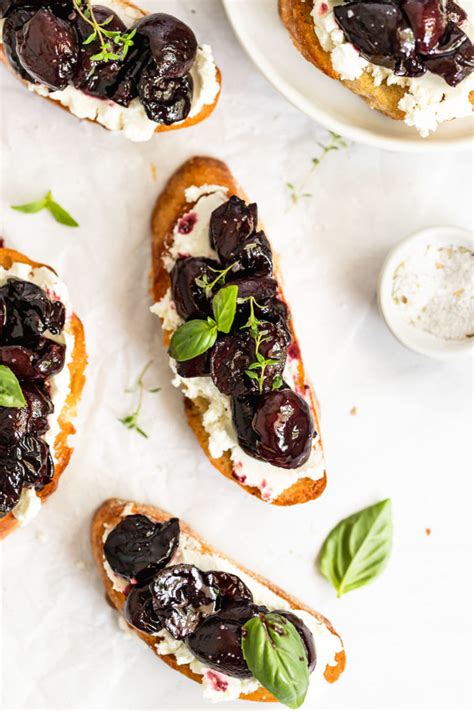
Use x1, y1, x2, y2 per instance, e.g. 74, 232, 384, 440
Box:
222, 0, 474, 152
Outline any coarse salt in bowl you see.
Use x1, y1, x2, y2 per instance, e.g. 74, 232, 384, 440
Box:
377, 226, 474, 359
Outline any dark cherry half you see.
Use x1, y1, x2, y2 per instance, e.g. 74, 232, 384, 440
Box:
186, 603, 263, 678
138, 65, 193, 124
206, 571, 254, 609
275, 610, 317, 673
229, 231, 273, 278
0, 382, 53, 445
16, 7, 79, 90
123, 584, 164, 635
175, 350, 211, 378
134, 13, 197, 79
104, 515, 180, 583
2, 278, 65, 345
2, 7, 39, 81
171, 257, 219, 321
232, 388, 315, 469
150, 563, 219, 639
210, 197, 258, 262
0, 340, 66, 381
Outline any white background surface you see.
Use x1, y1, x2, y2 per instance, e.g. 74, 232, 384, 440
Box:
0, 2, 472, 710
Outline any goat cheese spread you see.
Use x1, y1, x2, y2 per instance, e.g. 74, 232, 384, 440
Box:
150, 185, 325, 502
103, 509, 343, 703
1, 2, 219, 142
392, 243, 474, 340
0, 261, 75, 525
311, 0, 474, 136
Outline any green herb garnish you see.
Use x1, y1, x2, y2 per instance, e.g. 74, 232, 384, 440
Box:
118, 361, 160, 438
244, 326, 280, 394
73, 0, 137, 63
241, 612, 310, 708
287, 131, 347, 205
319, 499, 392, 597
0, 365, 27, 409
169, 285, 238, 362
11, 190, 78, 227
194, 262, 237, 299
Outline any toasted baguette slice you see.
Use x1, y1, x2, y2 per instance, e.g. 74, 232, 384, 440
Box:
0, 0, 221, 137
91, 498, 346, 702
150, 156, 326, 507
0, 248, 86, 539
279, 0, 474, 121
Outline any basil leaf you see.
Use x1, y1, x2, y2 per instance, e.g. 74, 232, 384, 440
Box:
319, 498, 392, 597
11, 196, 47, 214
0, 365, 27, 408
212, 285, 238, 334
47, 198, 79, 227
242, 613, 309, 708
169, 319, 217, 362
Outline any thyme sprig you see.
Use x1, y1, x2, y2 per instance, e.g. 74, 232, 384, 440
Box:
241, 297, 280, 394
73, 0, 137, 62
194, 262, 237, 298
119, 361, 160, 438
287, 132, 347, 205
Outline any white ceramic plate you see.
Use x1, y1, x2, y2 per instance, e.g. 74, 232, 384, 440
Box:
377, 226, 474, 358
223, 0, 474, 151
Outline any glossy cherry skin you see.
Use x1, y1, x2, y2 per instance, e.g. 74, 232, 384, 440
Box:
138, 64, 193, 124
186, 603, 263, 678
275, 610, 317, 673
171, 257, 219, 321
206, 571, 253, 608
2, 7, 39, 81
150, 564, 219, 639
16, 8, 79, 90
422, 26, 474, 86
134, 13, 197, 79
210, 197, 258, 262
2, 278, 65, 345
0, 382, 52, 445
176, 350, 211, 378
124, 584, 164, 635
232, 388, 315, 469
0, 340, 66, 381
228, 230, 273, 278
402, 0, 446, 53
104, 515, 180, 583
0, 448, 23, 515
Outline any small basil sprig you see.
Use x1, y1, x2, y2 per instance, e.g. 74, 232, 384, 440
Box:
319, 499, 392, 597
0, 365, 27, 408
169, 285, 238, 362
241, 612, 310, 708
11, 190, 78, 227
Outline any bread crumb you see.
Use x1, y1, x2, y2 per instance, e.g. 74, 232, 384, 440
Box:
425, 528, 431, 536
350, 406, 358, 416
150, 163, 157, 181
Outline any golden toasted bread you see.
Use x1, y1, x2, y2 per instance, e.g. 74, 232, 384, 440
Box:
0, 248, 86, 539
279, 0, 474, 120
150, 156, 327, 506
0, 0, 221, 136
91, 498, 346, 701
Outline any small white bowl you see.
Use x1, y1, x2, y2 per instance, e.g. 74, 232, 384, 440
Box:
378, 226, 474, 359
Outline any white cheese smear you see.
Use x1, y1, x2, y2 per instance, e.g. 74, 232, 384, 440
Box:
0, 2, 220, 142
392, 244, 474, 340
150, 185, 326, 503
0, 261, 75, 525
103, 508, 343, 703
311, 0, 474, 136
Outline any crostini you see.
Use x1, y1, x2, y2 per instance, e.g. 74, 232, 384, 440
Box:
150, 157, 326, 507
92, 498, 346, 705
0, 248, 86, 538
279, 0, 474, 136
0, 1, 221, 142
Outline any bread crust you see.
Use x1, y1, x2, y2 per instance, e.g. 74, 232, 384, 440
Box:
0, 0, 221, 135
0, 248, 87, 539
91, 498, 346, 701
150, 156, 327, 506
279, 0, 474, 121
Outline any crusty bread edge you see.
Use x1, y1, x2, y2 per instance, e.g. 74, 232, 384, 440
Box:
0, 0, 221, 135
91, 498, 346, 702
0, 248, 87, 540
278, 0, 474, 121
150, 156, 327, 507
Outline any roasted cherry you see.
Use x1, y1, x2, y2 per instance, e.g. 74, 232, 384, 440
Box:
422, 26, 474, 86
176, 351, 210, 378
210, 197, 258, 262
186, 603, 262, 678
23, 381, 53, 436
16, 8, 79, 90
275, 610, 317, 673
2, 7, 39, 81
104, 515, 180, 583
232, 388, 314, 469
150, 564, 219, 639
0, 340, 66, 380
134, 13, 197, 79
210, 323, 287, 397
228, 276, 277, 303
124, 584, 164, 635
0, 450, 23, 515
0, 404, 29, 445
138, 60, 193, 124
402, 0, 447, 53
229, 231, 273, 278
171, 257, 218, 320
2, 278, 65, 344
206, 571, 253, 608
20, 435, 53, 487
